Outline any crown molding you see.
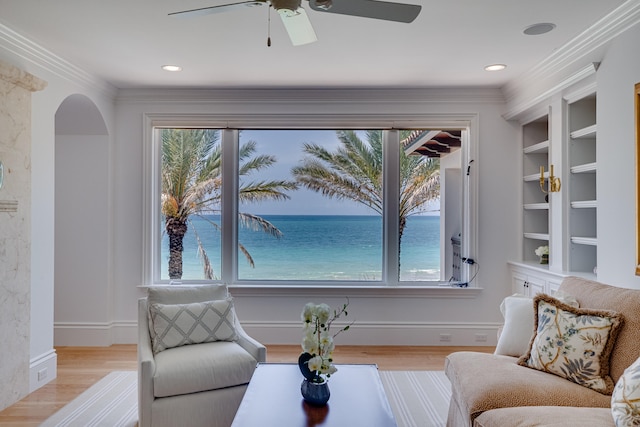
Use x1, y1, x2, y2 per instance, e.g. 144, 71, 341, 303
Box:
0, 22, 117, 100
503, 63, 598, 121
116, 87, 504, 105
502, 0, 640, 117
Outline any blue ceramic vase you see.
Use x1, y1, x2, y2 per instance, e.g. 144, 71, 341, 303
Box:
298, 352, 330, 405
300, 377, 330, 406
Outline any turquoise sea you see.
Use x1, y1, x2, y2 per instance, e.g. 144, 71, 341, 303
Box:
161, 215, 440, 281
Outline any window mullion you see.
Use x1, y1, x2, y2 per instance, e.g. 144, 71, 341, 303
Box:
221, 129, 238, 283
383, 130, 400, 286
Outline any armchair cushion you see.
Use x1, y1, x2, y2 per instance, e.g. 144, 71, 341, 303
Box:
153, 341, 258, 398
149, 298, 238, 353
474, 406, 615, 427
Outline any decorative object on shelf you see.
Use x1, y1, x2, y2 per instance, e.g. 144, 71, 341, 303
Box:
298, 299, 352, 406
539, 164, 561, 193
535, 245, 549, 264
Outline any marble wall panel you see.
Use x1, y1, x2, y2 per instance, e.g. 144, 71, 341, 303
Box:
0, 61, 45, 411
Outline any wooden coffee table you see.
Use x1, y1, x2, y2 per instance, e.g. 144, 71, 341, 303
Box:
231, 363, 397, 427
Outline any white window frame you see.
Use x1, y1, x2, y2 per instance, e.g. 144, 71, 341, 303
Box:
142, 113, 479, 290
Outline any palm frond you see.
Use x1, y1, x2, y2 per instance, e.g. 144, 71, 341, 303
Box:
189, 219, 216, 280
238, 242, 255, 268
239, 213, 283, 238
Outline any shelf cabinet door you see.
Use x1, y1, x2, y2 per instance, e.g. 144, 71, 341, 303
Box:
512, 272, 545, 297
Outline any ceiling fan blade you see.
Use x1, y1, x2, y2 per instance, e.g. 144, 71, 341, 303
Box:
278, 7, 318, 46
309, 0, 421, 23
169, 1, 267, 18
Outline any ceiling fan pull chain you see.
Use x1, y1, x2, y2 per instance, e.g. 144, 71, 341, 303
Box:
267, 4, 272, 47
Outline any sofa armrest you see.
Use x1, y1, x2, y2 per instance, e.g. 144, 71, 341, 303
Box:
234, 319, 267, 363
138, 298, 156, 427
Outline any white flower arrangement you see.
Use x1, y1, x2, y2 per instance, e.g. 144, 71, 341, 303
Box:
300, 299, 352, 382
535, 245, 549, 257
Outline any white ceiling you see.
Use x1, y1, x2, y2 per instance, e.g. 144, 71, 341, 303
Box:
0, 0, 627, 89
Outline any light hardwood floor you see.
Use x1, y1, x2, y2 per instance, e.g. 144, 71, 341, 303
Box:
0, 344, 494, 426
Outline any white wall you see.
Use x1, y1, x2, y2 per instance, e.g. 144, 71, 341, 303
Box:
54, 133, 111, 345
110, 89, 520, 346
596, 21, 640, 288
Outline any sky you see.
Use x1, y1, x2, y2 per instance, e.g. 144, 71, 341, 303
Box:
238, 129, 380, 216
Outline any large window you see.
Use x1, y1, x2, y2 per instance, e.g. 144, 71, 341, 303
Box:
146, 118, 475, 287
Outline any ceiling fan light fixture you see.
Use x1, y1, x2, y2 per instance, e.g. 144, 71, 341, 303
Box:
278, 6, 317, 45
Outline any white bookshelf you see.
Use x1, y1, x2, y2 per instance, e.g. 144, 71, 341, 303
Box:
567, 92, 597, 274
522, 115, 550, 263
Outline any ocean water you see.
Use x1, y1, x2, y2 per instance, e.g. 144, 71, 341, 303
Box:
161, 215, 440, 281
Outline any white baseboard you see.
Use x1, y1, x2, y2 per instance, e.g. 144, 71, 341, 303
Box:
29, 349, 57, 393
242, 321, 500, 346
55, 320, 500, 347
54, 321, 137, 346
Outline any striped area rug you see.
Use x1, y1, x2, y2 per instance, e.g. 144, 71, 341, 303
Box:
42, 370, 450, 427
41, 371, 138, 427
380, 370, 451, 427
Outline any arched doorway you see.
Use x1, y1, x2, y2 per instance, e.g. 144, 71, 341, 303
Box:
54, 94, 110, 345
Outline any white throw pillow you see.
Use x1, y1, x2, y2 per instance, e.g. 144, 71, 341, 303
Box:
494, 294, 535, 357
146, 284, 230, 342
149, 298, 238, 354
494, 291, 579, 357
611, 355, 640, 426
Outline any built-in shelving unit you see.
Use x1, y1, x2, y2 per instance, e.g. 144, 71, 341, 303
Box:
567, 92, 597, 274
510, 65, 599, 285
522, 114, 550, 264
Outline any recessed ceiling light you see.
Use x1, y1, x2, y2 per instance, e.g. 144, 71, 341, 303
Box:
484, 64, 506, 72
161, 65, 182, 72
523, 23, 556, 36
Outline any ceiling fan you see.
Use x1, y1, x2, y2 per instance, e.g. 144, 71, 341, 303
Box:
169, 0, 421, 46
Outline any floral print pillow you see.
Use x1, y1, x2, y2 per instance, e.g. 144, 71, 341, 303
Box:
518, 294, 623, 395
611, 356, 640, 426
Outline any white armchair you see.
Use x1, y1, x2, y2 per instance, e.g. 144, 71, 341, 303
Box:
138, 284, 266, 427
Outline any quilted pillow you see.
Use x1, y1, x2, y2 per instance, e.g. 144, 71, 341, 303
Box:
611, 355, 640, 426
518, 293, 623, 394
149, 298, 238, 354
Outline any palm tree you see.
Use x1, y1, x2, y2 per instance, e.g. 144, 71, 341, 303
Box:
161, 129, 297, 280
291, 130, 440, 245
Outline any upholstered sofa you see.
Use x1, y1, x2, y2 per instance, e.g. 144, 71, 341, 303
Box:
445, 276, 640, 427
138, 284, 266, 427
